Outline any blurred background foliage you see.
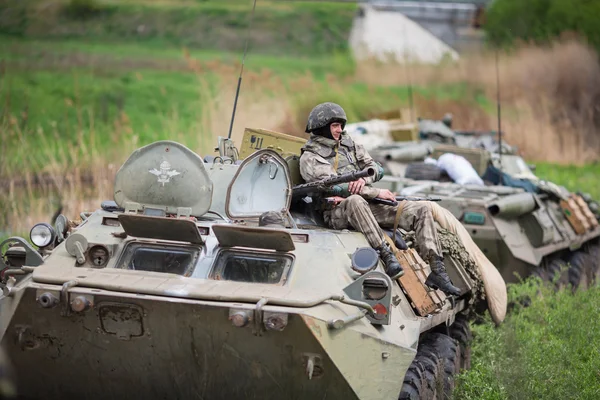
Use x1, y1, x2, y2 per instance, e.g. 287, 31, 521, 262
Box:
484, 0, 600, 52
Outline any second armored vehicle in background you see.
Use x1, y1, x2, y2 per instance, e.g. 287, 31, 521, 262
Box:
345, 112, 600, 287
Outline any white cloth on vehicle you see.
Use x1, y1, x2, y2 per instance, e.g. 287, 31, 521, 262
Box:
437, 153, 484, 186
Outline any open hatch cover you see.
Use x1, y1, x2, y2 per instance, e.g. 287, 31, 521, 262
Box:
118, 214, 204, 244
212, 224, 295, 252
225, 149, 292, 219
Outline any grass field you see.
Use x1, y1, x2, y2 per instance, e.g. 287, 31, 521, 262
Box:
0, 0, 356, 55
2, 32, 485, 179
535, 163, 600, 200
455, 279, 600, 400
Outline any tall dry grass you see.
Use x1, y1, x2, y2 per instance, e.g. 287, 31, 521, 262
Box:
354, 38, 600, 163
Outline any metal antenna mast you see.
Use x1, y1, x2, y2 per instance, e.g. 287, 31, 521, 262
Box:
227, 0, 258, 140
495, 49, 503, 184
402, 23, 415, 122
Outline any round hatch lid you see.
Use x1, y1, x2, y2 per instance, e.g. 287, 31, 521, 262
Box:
114, 141, 213, 217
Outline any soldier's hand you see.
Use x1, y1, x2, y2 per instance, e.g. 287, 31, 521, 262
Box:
326, 196, 345, 206
376, 189, 396, 201
348, 178, 366, 194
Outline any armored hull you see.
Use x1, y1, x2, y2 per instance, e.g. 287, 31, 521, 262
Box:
377, 178, 600, 285
353, 134, 600, 286
341, 113, 600, 286
1, 141, 481, 400
3, 274, 395, 400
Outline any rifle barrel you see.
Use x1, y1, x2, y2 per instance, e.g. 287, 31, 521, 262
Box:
372, 196, 442, 207
292, 167, 376, 197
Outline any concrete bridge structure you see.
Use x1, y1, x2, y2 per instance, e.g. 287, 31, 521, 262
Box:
349, 0, 492, 64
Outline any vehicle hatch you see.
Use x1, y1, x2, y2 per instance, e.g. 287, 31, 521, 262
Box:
225, 149, 292, 219
113, 140, 213, 217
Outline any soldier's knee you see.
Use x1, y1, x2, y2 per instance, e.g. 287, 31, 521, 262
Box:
345, 195, 368, 209
414, 202, 433, 219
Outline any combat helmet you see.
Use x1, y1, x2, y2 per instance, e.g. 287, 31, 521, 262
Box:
305, 102, 347, 133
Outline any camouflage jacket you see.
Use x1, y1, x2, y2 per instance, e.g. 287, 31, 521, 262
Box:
299, 133, 383, 200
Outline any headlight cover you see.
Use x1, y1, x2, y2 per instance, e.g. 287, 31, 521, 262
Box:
30, 223, 56, 248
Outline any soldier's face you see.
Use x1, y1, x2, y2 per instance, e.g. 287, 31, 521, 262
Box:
330, 122, 343, 141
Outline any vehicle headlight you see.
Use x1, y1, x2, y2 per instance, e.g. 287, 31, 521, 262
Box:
30, 223, 56, 248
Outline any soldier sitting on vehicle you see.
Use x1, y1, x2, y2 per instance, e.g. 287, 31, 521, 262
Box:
299, 102, 461, 296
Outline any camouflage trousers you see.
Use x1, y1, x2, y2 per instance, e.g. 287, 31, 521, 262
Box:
323, 195, 442, 261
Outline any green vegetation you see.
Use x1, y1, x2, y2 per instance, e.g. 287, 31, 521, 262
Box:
485, 0, 600, 51
455, 161, 600, 398
0, 0, 355, 56
455, 279, 600, 400
535, 163, 600, 200
1, 33, 477, 178
454, 159, 600, 399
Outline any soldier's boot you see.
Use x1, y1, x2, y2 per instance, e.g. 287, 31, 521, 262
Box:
376, 241, 404, 280
425, 256, 461, 296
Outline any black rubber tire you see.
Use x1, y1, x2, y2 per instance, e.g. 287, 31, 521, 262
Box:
417, 348, 443, 399
398, 359, 426, 400
449, 314, 473, 371
404, 162, 443, 181
398, 346, 441, 400
423, 333, 460, 398
546, 259, 570, 290
588, 244, 600, 284
530, 266, 548, 282
570, 250, 597, 291
568, 253, 584, 291
399, 330, 464, 400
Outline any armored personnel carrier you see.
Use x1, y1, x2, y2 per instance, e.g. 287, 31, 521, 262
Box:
0, 136, 501, 400
347, 115, 600, 288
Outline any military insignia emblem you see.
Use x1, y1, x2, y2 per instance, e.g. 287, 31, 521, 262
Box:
149, 160, 181, 186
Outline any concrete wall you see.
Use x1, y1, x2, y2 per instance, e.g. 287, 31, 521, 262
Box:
363, 0, 488, 54
349, 4, 461, 64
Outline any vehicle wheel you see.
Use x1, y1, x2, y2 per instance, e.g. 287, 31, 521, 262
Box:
546, 259, 569, 290
398, 343, 443, 400
404, 162, 443, 181
398, 359, 426, 400
588, 244, 600, 284
399, 330, 465, 400
417, 348, 443, 399
423, 333, 460, 398
530, 266, 548, 282
568, 251, 595, 291
449, 314, 472, 370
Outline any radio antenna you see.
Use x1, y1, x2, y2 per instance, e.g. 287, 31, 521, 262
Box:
227, 0, 258, 139
495, 49, 503, 184
402, 23, 415, 122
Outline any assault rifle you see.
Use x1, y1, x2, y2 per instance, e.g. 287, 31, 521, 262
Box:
292, 167, 376, 197
371, 197, 441, 207
292, 167, 441, 206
